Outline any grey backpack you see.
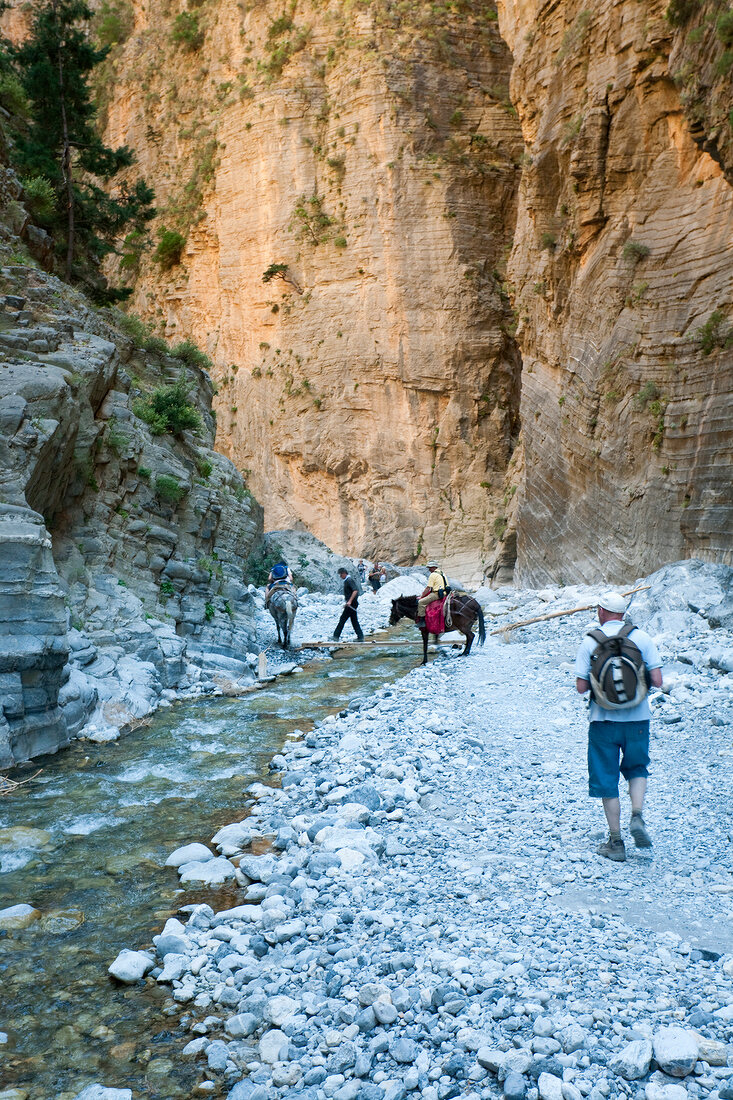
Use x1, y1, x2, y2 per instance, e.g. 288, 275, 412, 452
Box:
587, 623, 651, 710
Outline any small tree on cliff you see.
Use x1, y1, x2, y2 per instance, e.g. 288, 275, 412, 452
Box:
11, 0, 154, 294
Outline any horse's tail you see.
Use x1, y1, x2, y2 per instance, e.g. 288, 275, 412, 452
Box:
476, 601, 486, 646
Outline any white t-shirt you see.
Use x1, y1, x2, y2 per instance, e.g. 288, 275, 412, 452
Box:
575, 619, 662, 723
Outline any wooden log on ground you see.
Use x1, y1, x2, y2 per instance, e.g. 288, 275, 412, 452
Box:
294, 640, 462, 651
489, 585, 650, 637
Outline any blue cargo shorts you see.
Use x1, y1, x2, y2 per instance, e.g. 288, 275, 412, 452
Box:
587, 720, 650, 799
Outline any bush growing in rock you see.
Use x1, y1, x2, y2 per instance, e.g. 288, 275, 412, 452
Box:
171, 339, 213, 372
21, 175, 56, 221
153, 228, 186, 269
133, 378, 201, 436
171, 11, 203, 49
245, 542, 285, 586
154, 475, 187, 504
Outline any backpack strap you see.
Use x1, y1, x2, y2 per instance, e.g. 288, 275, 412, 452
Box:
587, 628, 607, 646
617, 621, 636, 639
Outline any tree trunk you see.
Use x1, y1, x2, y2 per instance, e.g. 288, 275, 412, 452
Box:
52, 0, 74, 280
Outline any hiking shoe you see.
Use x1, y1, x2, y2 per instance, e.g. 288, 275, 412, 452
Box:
630, 813, 652, 848
331, 634, 340, 642
597, 834, 626, 862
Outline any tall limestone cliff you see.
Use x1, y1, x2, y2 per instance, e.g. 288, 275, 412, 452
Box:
497, 0, 733, 584
101, 0, 524, 580
56, 0, 733, 582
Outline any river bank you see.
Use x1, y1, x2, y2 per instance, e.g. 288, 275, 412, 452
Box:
0, 639, 421, 1100
85, 560, 733, 1100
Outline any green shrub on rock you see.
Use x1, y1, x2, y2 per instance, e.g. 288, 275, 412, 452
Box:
171, 11, 203, 50
154, 475, 187, 504
153, 228, 186, 270
172, 339, 213, 371
21, 175, 56, 222
133, 377, 201, 436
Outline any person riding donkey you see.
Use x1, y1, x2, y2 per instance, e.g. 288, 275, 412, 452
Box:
416, 561, 450, 628
264, 560, 293, 607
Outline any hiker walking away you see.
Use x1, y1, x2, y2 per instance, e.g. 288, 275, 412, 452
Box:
357, 560, 366, 585
416, 561, 450, 627
332, 567, 364, 642
575, 591, 663, 861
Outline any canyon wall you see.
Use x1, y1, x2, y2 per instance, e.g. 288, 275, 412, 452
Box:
38, 0, 728, 584
102, 0, 524, 581
0, 208, 263, 765
497, 0, 733, 584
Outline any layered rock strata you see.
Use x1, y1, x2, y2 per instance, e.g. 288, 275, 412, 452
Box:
497, 0, 733, 584
0, 252, 263, 767
0, 508, 68, 768
102, 0, 524, 581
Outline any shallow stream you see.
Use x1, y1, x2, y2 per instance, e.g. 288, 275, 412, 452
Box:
0, 641, 415, 1099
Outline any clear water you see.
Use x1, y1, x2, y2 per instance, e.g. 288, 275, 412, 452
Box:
0, 641, 416, 1099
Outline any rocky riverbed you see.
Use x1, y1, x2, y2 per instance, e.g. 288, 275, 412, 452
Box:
68, 560, 733, 1100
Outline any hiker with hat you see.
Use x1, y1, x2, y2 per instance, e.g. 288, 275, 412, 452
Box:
416, 561, 450, 627
574, 590, 663, 861
332, 567, 364, 643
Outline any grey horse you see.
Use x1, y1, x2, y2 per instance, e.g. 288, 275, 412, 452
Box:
268, 586, 298, 649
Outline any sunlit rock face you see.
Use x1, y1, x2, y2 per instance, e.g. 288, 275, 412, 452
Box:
102, 1, 524, 582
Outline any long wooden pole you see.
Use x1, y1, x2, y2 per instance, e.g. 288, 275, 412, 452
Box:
489, 585, 651, 637
294, 639, 462, 650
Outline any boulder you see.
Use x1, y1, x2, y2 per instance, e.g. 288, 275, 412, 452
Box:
610, 1039, 653, 1080
259, 1028, 289, 1063
0, 903, 41, 930
178, 856, 236, 884
165, 843, 215, 867
652, 1027, 698, 1077
107, 949, 154, 983
73, 1088, 133, 1100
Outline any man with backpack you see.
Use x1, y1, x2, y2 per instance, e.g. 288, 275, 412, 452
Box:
575, 592, 663, 862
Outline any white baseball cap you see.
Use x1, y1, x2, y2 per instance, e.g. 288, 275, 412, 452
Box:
597, 592, 626, 614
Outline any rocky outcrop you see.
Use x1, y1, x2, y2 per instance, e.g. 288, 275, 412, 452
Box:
100, 0, 524, 581
0, 507, 68, 768
668, 0, 733, 188
0, 252, 263, 766
497, 0, 733, 584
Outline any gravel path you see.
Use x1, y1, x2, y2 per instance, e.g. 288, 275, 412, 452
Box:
106, 562, 733, 1100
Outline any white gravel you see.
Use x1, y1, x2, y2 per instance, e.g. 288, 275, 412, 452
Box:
116, 560, 733, 1100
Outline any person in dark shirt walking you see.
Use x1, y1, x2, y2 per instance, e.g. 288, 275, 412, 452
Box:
332, 567, 364, 642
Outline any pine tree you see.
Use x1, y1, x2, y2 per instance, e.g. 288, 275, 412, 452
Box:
11, 0, 154, 294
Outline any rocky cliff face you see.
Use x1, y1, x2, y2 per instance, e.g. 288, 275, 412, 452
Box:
0, 235, 263, 767
497, 0, 733, 584
101, 0, 524, 581
34, 0, 728, 586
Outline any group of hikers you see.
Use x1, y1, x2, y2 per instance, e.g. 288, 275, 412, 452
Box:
264, 558, 451, 644
264, 557, 664, 863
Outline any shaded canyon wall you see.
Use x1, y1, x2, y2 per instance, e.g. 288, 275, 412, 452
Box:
497, 0, 733, 583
